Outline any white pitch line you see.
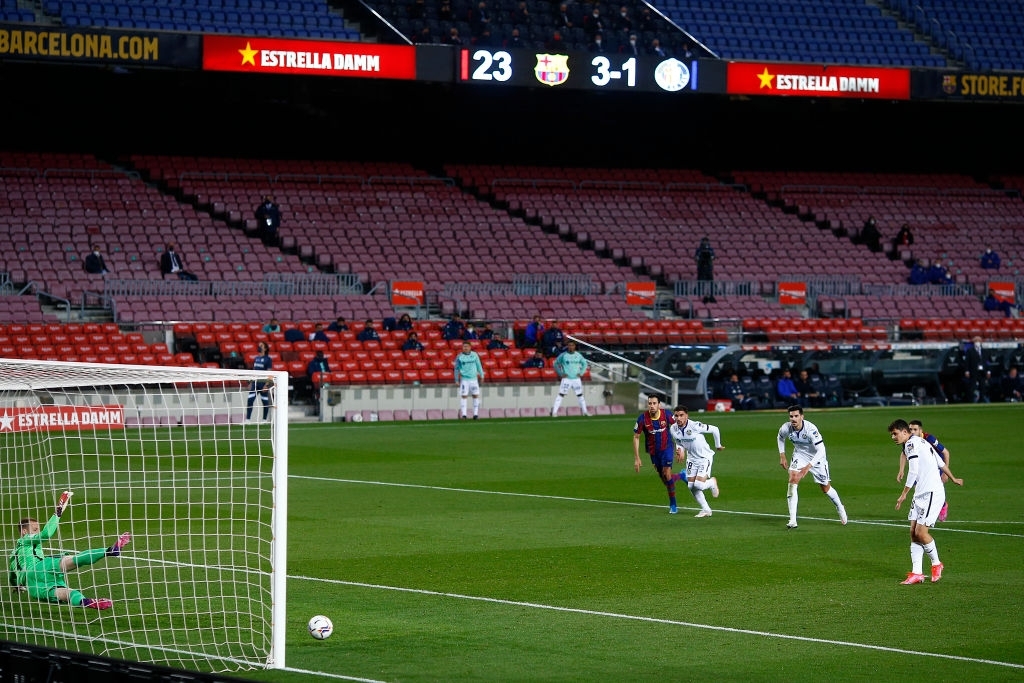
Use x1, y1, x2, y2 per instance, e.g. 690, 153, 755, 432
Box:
289, 574, 1024, 672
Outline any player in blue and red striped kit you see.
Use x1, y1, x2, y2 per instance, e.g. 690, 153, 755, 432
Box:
632, 394, 682, 513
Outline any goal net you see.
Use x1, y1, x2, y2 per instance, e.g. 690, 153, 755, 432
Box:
0, 358, 289, 673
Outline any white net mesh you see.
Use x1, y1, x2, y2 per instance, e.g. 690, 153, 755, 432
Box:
0, 359, 288, 672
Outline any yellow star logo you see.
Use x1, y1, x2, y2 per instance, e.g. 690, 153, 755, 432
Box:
239, 42, 258, 66
757, 67, 774, 89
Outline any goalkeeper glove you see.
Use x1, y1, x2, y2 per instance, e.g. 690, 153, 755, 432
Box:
55, 490, 73, 517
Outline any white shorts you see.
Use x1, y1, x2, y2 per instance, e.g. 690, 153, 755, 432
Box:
908, 490, 945, 527
558, 377, 584, 395
789, 454, 831, 486
684, 456, 713, 480
459, 379, 480, 396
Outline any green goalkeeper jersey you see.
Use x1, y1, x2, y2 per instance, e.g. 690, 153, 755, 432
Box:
8, 514, 59, 587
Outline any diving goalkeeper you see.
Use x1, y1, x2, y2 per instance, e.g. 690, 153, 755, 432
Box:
7, 491, 131, 610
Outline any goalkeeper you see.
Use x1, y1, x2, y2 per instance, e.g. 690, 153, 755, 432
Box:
7, 491, 131, 611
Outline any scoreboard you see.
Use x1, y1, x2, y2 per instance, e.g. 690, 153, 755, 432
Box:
458, 48, 725, 94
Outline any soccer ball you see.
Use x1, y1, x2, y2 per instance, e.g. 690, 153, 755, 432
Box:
308, 615, 334, 640
351, 413, 363, 422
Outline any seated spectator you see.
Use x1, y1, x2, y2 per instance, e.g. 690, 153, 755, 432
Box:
510, 0, 530, 26
724, 373, 758, 410
306, 349, 330, 380
327, 316, 348, 332
487, 337, 508, 350
928, 261, 953, 285
894, 223, 914, 246
794, 369, 823, 407
647, 37, 667, 57
84, 244, 109, 274
462, 323, 479, 340
523, 315, 545, 349
442, 315, 466, 341
356, 319, 381, 342
413, 26, 434, 44
620, 33, 641, 56
478, 322, 496, 340
505, 27, 525, 49
980, 247, 1001, 270
775, 369, 800, 405
521, 350, 546, 369
401, 331, 424, 351
283, 326, 305, 342
858, 216, 882, 252
309, 322, 330, 342
262, 318, 281, 334
588, 32, 607, 53
907, 259, 929, 285
160, 243, 198, 281
444, 26, 463, 45
545, 30, 565, 52
1001, 366, 1023, 401
984, 288, 1019, 318
396, 313, 414, 331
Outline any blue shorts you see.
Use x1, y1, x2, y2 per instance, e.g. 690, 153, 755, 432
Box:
649, 448, 674, 469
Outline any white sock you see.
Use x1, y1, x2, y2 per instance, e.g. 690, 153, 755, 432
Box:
693, 479, 712, 490
577, 395, 588, 413
787, 483, 798, 523
690, 485, 709, 511
923, 540, 940, 566
460, 398, 467, 417
552, 395, 564, 413
472, 398, 480, 416
825, 486, 843, 509
910, 542, 924, 575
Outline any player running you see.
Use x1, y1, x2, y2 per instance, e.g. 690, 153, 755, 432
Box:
670, 405, 723, 518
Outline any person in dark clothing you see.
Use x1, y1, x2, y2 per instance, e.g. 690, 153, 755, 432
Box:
83, 245, 109, 274
858, 216, 882, 252
695, 236, 716, 303
160, 243, 198, 281
255, 195, 281, 246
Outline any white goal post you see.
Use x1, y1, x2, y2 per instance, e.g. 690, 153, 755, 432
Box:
0, 358, 289, 673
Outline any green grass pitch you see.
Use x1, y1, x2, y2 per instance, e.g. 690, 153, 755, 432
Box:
230, 402, 1024, 682
141, 405, 1024, 680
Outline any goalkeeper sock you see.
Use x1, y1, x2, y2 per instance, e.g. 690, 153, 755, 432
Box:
72, 548, 107, 567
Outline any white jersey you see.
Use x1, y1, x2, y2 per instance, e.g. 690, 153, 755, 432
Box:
903, 434, 945, 496
777, 418, 826, 462
671, 419, 721, 460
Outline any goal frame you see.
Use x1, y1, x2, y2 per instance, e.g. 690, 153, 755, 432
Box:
0, 358, 289, 672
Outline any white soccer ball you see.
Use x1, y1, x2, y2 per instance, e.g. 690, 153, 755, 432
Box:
308, 614, 334, 640
351, 413, 363, 422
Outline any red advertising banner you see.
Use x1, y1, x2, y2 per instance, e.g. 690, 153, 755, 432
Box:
0, 405, 125, 433
390, 280, 425, 306
988, 281, 1016, 304
726, 62, 910, 100
778, 281, 807, 306
707, 398, 734, 412
626, 282, 656, 306
202, 35, 416, 79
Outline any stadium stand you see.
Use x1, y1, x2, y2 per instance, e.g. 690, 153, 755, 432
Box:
880, 0, 1024, 71
657, 0, 948, 67
35, 0, 360, 41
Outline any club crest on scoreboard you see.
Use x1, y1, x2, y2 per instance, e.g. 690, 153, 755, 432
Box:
654, 58, 691, 92
534, 54, 569, 87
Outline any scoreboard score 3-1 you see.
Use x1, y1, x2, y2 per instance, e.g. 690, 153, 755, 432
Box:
458, 48, 717, 94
